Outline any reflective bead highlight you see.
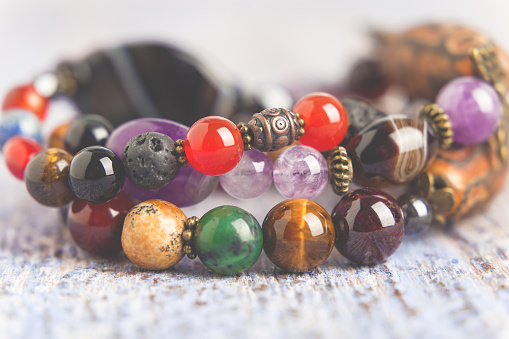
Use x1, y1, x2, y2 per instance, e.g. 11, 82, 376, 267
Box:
64, 114, 114, 155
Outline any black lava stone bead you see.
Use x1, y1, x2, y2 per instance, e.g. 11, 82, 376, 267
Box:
64, 114, 114, 155
398, 195, 433, 235
122, 132, 180, 190
69, 146, 125, 203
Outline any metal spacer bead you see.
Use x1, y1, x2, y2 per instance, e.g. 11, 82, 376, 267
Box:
173, 139, 189, 167
185, 216, 199, 229
183, 216, 199, 259
293, 112, 305, 140
328, 146, 353, 195
419, 103, 453, 150
237, 122, 255, 150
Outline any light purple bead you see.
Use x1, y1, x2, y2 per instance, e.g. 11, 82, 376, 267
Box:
219, 149, 273, 199
436, 76, 502, 145
273, 145, 329, 199
106, 118, 217, 207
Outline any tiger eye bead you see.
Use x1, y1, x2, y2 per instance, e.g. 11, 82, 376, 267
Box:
248, 108, 301, 152
262, 199, 335, 272
49, 123, 70, 149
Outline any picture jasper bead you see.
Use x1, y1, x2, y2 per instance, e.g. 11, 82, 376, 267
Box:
123, 132, 179, 190
122, 199, 186, 270
194, 206, 263, 275
262, 199, 335, 273
25, 148, 75, 207
248, 108, 301, 152
331, 188, 404, 265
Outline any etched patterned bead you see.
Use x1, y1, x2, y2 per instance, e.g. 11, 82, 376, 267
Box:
248, 108, 301, 152
347, 115, 438, 187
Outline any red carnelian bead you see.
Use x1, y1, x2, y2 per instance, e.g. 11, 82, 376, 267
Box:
293, 92, 348, 152
184, 116, 244, 175
2, 84, 49, 120
3, 136, 43, 180
68, 192, 134, 257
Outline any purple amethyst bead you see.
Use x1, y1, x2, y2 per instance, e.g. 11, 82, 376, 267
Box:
219, 149, 273, 199
106, 118, 217, 207
436, 76, 502, 145
273, 145, 328, 199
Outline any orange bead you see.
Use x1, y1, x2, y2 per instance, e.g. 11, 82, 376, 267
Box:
2, 84, 48, 120
3, 136, 43, 180
49, 123, 71, 149
293, 92, 348, 152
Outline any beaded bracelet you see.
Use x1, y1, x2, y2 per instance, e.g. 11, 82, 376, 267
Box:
0, 22, 508, 276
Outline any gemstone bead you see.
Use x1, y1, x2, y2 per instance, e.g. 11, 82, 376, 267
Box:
64, 114, 114, 155
347, 115, 438, 187
436, 76, 502, 145
69, 146, 125, 204
122, 132, 179, 190
122, 199, 186, 270
331, 188, 404, 265
219, 149, 273, 199
106, 118, 218, 206
25, 148, 75, 207
2, 84, 48, 120
0, 109, 43, 149
49, 123, 70, 149
194, 206, 263, 275
293, 93, 348, 151
339, 98, 387, 147
3, 136, 43, 180
68, 192, 134, 256
184, 116, 243, 176
262, 199, 335, 272
273, 145, 329, 199
398, 195, 433, 235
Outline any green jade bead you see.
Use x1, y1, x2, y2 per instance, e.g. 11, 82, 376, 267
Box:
194, 206, 263, 275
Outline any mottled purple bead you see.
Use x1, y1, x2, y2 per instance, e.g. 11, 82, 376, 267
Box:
106, 118, 217, 207
331, 188, 404, 265
219, 149, 273, 199
273, 145, 328, 199
436, 76, 502, 145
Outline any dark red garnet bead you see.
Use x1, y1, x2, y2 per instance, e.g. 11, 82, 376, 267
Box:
2, 84, 48, 120
67, 192, 134, 256
331, 188, 404, 265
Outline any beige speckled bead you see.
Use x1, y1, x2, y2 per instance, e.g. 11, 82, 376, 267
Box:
122, 199, 186, 270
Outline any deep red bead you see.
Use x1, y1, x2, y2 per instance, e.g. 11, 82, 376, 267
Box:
2, 84, 48, 120
68, 192, 134, 257
331, 188, 404, 265
3, 136, 43, 180
184, 116, 244, 175
293, 92, 348, 152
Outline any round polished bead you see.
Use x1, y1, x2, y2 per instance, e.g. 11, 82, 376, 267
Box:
69, 146, 125, 204
331, 188, 404, 265
262, 199, 335, 272
0, 109, 43, 149
293, 93, 348, 151
194, 206, 263, 275
184, 116, 244, 175
122, 199, 186, 270
2, 84, 48, 120
3, 136, 43, 180
25, 148, 75, 207
273, 145, 328, 199
106, 118, 218, 207
49, 123, 70, 149
436, 76, 502, 145
219, 149, 273, 199
398, 195, 433, 235
68, 192, 134, 256
340, 98, 387, 147
123, 132, 179, 190
64, 114, 114, 155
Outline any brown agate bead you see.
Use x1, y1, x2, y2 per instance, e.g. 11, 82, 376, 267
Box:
122, 199, 186, 270
347, 115, 438, 187
248, 108, 302, 152
25, 148, 75, 207
262, 199, 335, 272
48, 123, 70, 149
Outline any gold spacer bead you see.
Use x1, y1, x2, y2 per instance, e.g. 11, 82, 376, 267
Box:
187, 253, 197, 260
419, 103, 453, 150
298, 118, 305, 127
298, 128, 305, 136
183, 245, 193, 254
182, 230, 193, 242
328, 146, 352, 195
185, 216, 200, 229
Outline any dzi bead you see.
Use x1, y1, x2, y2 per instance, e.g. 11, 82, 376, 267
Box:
339, 98, 387, 147
64, 114, 114, 155
2, 84, 48, 120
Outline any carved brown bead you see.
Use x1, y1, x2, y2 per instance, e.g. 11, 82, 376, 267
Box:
248, 108, 302, 152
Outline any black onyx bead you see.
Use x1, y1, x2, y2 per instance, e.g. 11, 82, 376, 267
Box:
69, 146, 125, 204
339, 98, 387, 147
398, 195, 433, 235
64, 114, 114, 155
123, 132, 179, 190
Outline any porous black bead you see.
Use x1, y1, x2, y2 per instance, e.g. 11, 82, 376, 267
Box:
398, 195, 433, 235
122, 132, 179, 190
69, 146, 125, 204
64, 114, 114, 155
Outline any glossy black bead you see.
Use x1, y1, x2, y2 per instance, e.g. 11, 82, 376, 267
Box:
64, 114, 114, 155
123, 132, 179, 190
398, 195, 433, 235
69, 146, 125, 204
339, 98, 387, 147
